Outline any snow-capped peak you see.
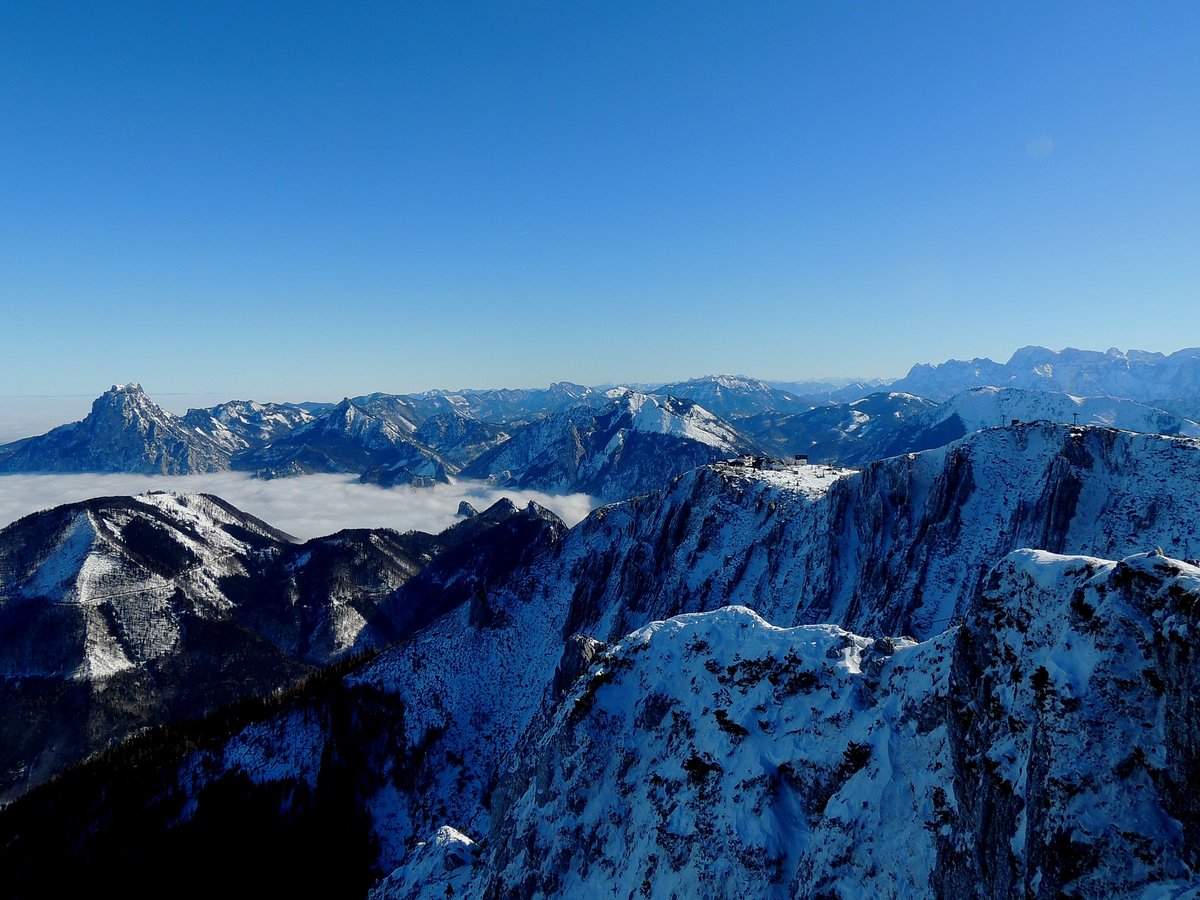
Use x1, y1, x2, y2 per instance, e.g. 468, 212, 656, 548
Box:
620, 392, 741, 449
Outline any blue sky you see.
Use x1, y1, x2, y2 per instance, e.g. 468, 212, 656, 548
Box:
2, 2, 1198, 400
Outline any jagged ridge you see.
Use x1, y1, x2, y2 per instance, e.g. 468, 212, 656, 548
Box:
384, 549, 1198, 897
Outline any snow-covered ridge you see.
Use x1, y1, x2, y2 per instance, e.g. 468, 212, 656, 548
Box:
623, 392, 743, 447
0, 492, 287, 679
190, 399, 316, 447
461, 391, 757, 501
383, 548, 1200, 897
910, 386, 1200, 439
546, 421, 1200, 644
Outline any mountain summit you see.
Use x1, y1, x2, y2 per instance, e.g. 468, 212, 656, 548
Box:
461, 391, 758, 501
654, 374, 805, 419
0, 383, 231, 474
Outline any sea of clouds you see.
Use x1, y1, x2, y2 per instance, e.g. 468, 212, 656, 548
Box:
0, 472, 597, 540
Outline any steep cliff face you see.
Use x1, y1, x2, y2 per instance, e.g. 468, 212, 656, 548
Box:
381, 550, 1199, 898
935, 550, 1200, 898
552, 422, 1200, 643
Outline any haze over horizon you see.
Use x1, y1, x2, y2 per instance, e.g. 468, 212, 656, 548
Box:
4, 3, 1198, 399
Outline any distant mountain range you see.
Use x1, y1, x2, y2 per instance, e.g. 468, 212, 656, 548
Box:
888, 345, 1200, 403
653, 374, 807, 419
4, 350, 1200, 509
740, 391, 938, 462
742, 386, 1200, 466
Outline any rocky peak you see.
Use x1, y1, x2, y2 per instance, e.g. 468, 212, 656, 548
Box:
91, 382, 159, 419
0, 384, 231, 474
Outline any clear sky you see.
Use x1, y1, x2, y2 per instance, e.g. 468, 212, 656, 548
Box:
2, 1, 1198, 401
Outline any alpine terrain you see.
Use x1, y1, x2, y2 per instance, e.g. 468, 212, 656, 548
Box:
1, 350, 1199, 897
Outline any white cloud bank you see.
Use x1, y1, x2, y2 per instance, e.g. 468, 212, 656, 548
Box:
0, 473, 597, 541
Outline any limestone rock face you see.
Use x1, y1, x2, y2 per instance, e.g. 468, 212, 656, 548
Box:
388, 550, 1200, 898
0, 384, 232, 474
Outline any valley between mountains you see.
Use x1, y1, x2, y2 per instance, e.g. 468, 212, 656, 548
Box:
1, 347, 1199, 897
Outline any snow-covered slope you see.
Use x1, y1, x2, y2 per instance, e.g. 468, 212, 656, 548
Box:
937, 386, 1200, 435
0, 492, 305, 799
0, 490, 563, 801
461, 392, 757, 501
351, 393, 430, 434
0, 492, 296, 670
0, 384, 232, 474
383, 549, 1199, 898
182, 399, 316, 451
891, 345, 1200, 403
236, 398, 452, 483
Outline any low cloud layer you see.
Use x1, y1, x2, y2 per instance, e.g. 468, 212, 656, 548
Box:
0, 472, 597, 540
